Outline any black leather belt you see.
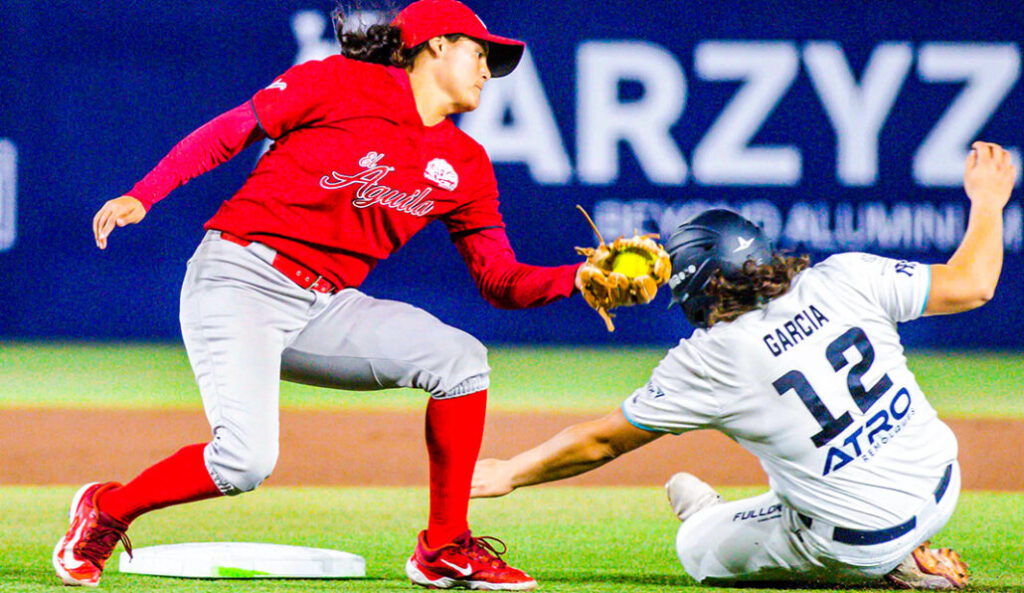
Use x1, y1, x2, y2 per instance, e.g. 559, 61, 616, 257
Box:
799, 464, 953, 546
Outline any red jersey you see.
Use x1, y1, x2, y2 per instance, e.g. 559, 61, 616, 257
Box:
129, 55, 578, 308
206, 56, 506, 289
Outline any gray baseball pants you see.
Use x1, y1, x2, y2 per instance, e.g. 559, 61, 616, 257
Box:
179, 231, 490, 494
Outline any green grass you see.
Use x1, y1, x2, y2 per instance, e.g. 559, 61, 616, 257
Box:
3, 486, 1022, 592
0, 343, 658, 412
2, 342, 1023, 417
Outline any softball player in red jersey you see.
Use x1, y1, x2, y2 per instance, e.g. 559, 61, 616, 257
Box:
54, 1, 576, 589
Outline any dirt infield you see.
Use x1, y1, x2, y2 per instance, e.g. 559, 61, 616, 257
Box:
2, 409, 1022, 490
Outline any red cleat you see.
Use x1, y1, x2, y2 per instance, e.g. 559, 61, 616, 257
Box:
52, 482, 132, 587
406, 530, 537, 590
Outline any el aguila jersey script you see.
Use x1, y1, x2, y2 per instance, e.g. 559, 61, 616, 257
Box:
205, 55, 505, 289
622, 253, 957, 530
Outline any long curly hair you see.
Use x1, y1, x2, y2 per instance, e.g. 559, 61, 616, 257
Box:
331, 4, 462, 68
704, 254, 811, 326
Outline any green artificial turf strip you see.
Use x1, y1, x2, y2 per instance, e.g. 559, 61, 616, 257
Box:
2, 342, 1024, 417
2, 486, 1022, 592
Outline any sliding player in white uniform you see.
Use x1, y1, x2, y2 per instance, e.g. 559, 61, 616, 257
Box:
471, 142, 1016, 589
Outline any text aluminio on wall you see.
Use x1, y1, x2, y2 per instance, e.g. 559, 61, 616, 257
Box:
592, 199, 1023, 255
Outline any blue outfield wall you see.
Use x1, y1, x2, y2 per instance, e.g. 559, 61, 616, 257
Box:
0, 1, 1021, 347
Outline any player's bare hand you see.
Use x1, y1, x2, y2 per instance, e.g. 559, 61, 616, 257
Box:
93, 195, 146, 250
470, 458, 514, 498
964, 141, 1016, 212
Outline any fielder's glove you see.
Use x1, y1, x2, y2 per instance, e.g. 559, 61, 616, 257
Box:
574, 206, 671, 332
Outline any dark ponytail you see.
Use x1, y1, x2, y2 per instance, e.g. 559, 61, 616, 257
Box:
705, 254, 812, 325
331, 3, 417, 68
331, 4, 464, 68
333, 16, 409, 67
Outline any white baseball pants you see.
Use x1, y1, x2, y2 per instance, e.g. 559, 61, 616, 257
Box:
676, 463, 960, 585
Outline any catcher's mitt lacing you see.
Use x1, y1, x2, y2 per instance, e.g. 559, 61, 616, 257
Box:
574, 205, 671, 332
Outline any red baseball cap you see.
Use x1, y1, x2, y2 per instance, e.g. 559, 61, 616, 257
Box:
392, 0, 525, 77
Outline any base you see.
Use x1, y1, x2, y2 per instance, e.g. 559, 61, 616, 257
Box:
118, 542, 365, 579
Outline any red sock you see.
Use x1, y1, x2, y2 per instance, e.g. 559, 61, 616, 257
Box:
98, 443, 223, 524
424, 389, 487, 548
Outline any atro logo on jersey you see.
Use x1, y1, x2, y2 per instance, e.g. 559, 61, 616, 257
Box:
821, 387, 915, 476
424, 158, 459, 191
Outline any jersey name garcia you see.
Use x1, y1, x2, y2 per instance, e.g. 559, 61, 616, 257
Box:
205, 56, 503, 289
622, 253, 957, 530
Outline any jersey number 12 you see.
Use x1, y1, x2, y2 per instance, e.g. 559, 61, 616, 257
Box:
772, 327, 893, 448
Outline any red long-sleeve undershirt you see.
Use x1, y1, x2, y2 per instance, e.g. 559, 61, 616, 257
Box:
128, 102, 265, 210
125, 102, 579, 309
454, 228, 579, 309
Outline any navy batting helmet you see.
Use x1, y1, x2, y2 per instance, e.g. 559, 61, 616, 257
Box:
664, 209, 772, 328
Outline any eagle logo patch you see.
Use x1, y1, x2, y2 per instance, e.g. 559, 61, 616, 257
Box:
424, 158, 458, 191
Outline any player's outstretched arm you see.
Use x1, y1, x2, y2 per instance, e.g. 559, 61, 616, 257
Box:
471, 408, 661, 498
93, 102, 266, 251
926, 141, 1017, 315
93, 195, 146, 250
452, 228, 580, 309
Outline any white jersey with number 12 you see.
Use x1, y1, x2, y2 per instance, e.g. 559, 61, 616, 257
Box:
622, 253, 956, 530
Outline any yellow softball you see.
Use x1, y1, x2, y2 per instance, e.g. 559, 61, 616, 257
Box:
612, 251, 649, 278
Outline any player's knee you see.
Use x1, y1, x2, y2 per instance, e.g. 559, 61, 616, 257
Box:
455, 332, 488, 373
436, 329, 489, 398
435, 326, 487, 366
206, 432, 279, 494
233, 447, 278, 492
444, 331, 487, 397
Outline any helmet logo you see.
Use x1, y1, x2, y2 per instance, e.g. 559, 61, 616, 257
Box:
732, 236, 754, 253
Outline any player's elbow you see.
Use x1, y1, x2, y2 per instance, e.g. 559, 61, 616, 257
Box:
563, 423, 620, 464
968, 288, 996, 314
590, 436, 621, 464
474, 274, 519, 309
480, 292, 518, 310
961, 283, 996, 309
977, 281, 997, 303
965, 271, 999, 306
927, 288, 995, 316
926, 265, 999, 315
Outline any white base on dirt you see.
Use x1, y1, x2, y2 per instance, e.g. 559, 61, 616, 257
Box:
118, 542, 365, 579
